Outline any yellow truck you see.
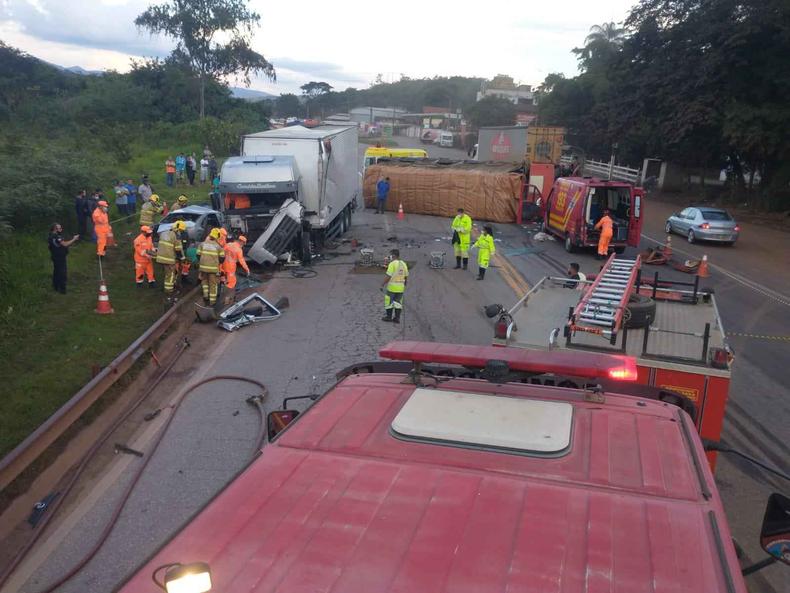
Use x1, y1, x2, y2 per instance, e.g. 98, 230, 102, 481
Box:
526, 126, 565, 165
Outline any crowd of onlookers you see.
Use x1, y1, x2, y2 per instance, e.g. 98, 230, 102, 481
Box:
164, 145, 218, 188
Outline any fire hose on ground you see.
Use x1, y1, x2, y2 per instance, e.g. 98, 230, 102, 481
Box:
0, 339, 268, 593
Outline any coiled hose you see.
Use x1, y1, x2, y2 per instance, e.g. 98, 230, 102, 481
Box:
0, 344, 267, 593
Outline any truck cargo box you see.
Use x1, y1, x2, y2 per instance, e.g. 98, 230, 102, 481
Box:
363, 159, 525, 223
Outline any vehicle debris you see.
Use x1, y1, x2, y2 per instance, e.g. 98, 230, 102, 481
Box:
532, 231, 554, 241
28, 492, 60, 527
217, 293, 283, 332
430, 251, 446, 268
114, 443, 144, 457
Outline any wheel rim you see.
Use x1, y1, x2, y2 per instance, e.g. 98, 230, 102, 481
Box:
665, 222, 671, 233
688, 231, 694, 243
565, 236, 572, 251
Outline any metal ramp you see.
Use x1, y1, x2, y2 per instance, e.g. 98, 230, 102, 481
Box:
566, 254, 641, 344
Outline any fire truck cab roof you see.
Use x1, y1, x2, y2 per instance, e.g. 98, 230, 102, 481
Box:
118, 342, 744, 593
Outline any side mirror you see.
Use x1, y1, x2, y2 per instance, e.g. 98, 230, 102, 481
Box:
267, 410, 300, 441
760, 493, 790, 566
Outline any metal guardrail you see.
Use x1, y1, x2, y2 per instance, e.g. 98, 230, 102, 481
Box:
560, 155, 642, 184
0, 287, 200, 491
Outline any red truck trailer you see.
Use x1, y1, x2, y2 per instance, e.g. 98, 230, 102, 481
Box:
543, 176, 645, 254
117, 341, 755, 593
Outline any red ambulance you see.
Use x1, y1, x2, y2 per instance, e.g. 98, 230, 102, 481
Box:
543, 176, 645, 253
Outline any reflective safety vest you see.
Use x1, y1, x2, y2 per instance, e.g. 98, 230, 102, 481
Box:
451, 214, 472, 248
197, 239, 224, 273
156, 229, 183, 265
386, 259, 409, 293
140, 201, 162, 226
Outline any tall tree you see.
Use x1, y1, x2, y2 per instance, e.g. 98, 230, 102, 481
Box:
135, 0, 275, 119
274, 93, 303, 118
300, 81, 333, 118
466, 96, 516, 128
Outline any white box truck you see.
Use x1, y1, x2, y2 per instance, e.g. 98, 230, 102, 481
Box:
219, 125, 359, 264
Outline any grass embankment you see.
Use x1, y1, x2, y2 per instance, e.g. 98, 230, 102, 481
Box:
0, 147, 220, 458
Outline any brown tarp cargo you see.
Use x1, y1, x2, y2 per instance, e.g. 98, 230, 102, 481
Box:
363, 159, 525, 223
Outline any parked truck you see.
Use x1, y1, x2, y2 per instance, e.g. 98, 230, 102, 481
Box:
219, 125, 359, 264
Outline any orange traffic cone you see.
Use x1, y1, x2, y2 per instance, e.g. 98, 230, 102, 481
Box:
397, 203, 405, 220
95, 280, 114, 314
697, 254, 709, 278
663, 235, 672, 257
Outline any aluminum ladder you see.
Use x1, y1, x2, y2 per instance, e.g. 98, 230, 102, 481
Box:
568, 253, 641, 343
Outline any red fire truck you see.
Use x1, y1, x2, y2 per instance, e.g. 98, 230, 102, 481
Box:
117, 341, 760, 593
489, 254, 732, 468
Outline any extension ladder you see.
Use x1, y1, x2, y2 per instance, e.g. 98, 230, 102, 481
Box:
568, 253, 641, 342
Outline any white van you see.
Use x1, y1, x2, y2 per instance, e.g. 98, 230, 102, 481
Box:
435, 131, 454, 147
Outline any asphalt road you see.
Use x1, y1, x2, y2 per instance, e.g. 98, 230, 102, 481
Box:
7, 137, 788, 593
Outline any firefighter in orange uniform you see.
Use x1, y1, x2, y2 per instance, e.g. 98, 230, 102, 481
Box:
223, 235, 250, 297
594, 208, 614, 259
133, 225, 157, 287
92, 200, 112, 257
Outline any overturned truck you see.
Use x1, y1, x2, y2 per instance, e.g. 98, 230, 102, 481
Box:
220, 125, 359, 264
363, 159, 525, 223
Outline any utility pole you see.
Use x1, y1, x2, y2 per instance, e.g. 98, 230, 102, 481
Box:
608, 143, 618, 180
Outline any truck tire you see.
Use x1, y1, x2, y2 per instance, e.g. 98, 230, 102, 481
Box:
625, 294, 656, 329
564, 234, 575, 253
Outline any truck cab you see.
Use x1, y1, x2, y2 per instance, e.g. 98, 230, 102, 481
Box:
118, 341, 753, 593
544, 177, 644, 253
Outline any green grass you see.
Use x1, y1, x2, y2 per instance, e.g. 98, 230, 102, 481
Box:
0, 144, 222, 457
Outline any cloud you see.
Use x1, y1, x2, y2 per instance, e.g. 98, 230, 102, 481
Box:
1, 0, 172, 58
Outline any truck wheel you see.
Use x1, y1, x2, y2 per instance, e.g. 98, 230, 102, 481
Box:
345, 206, 352, 231
564, 235, 575, 253
625, 294, 656, 329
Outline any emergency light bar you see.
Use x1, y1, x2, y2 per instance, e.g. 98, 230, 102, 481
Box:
379, 341, 638, 381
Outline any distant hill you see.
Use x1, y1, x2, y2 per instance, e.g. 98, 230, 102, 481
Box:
230, 87, 275, 101
45, 62, 104, 76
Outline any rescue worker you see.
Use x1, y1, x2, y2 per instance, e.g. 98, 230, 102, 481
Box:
217, 227, 228, 248
565, 262, 587, 290
451, 207, 472, 269
92, 200, 112, 257
197, 228, 225, 305
472, 225, 495, 280
140, 194, 163, 228
172, 194, 188, 212
223, 234, 250, 299
155, 220, 185, 294
133, 225, 157, 287
594, 208, 614, 259
381, 248, 408, 323
174, 221, 192, 284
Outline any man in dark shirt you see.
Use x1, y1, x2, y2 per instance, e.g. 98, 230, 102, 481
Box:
48, 223, 79, 294
74, 190, 88, 236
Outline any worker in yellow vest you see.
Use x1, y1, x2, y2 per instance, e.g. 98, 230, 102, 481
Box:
451, 207, 472, 270
472, 225, 496, 280
197, 228, 225, 305
155, 220, 186, 294
381, 248, 408, 324
140, 194, 163, 227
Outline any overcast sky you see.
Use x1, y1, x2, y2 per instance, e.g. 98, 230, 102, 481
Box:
0, 0, 637, 95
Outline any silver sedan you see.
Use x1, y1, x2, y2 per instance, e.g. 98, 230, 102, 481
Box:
665, 207, 740, 245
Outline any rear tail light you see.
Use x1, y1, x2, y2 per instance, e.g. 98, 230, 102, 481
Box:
607, 359, 638, 381
733, 225, 740, 232
700, 223, 710, 230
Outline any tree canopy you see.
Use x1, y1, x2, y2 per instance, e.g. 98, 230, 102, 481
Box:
465, 96, 517, 128
538, 0, 790, 207
135, 0, 275, 118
